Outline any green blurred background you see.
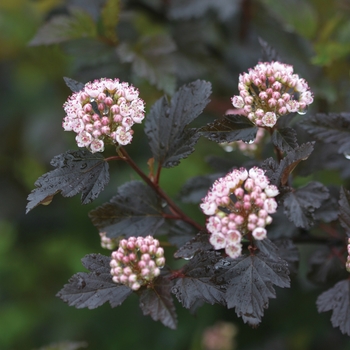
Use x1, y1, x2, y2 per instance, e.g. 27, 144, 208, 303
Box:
2, 0, 350, 349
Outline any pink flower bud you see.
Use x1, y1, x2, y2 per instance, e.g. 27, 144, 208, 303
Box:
156, 257, 165, 267
131, 282, 141, 290
119, 275, 128, 283
141, 253, 151, 262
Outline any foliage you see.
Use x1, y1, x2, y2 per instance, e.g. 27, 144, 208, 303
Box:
4, 0, 350, 349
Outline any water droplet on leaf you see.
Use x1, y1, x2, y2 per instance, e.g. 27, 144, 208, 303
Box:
344, 151, 350, 160
297, 106, 308, 115
244, 140, 255, 144
183, 255, 194, 261
223, 145, 234, 152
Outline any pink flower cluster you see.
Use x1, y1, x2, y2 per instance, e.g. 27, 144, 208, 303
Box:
346, 238, 350, 272
200, 167, 279, 258
110, 236, 165, 291
99, 232, 118, 250
231, 62, 313, 128
63, 78, 145, 153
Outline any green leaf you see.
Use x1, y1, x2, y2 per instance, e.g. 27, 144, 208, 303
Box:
116, 34, 177, 94
260, 0, 317, 39
101, 0, 120, 44
28, 8, 97, 46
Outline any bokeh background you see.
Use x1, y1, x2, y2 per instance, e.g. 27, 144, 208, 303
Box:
2, 0, 350, 349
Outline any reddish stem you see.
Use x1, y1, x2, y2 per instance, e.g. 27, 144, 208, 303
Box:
119, 147, 204, 232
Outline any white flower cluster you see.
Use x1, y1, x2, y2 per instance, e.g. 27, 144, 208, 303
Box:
63, 78, 145, 153
346, 238, 350, 273
200, 167, 279, 258
231, 61, 313, 128
110, 236, 165, 291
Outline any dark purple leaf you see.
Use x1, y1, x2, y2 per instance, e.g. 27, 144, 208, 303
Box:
313, 186, 339, 223
317, 279, 350, 336
26, 150, 109, 213
255, 238, 298, 274
214, 252, 290, 326
174, 231, 212, 259
57, 254, 132, 309
171, 251, 226, 309
200, 115, 258, 144
168, 220, 198, 248
282, 181, 329, 229
89, 181, 165, 239
265, 208, 299, 239
144, 80, 211, 167
262, 142, 314, 187
63, 77, 85, 92
271, 127, 298, 153
308, 247, 347, 285
339, 187, 350, 237
258, 37, 282, 62
139, 276, 177, 329
273, 239, 299, 275
301, 113, 350, 154
179, 173, 222, 203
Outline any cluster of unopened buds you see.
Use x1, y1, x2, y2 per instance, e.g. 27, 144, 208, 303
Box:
110, 236, 165, 291
99, 232, 118, 250
346, 238, 350, 273
200, 167, 279, 258
231, 61, 313, 128
63, 78, 145, 153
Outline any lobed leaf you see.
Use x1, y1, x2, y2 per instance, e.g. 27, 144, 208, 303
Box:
26, 150, 109, 213
317, 279, 350, 336
200, 114, 258, 144
57, 254, 132, 309
63, 77, 85, 93
144, 80, 211, 167
167, 220, 198, 248
139, 276, 177, 329
301, 113, 350, 154
258, 37, 282, 62
265, 208, 299, 239
214, 252, 290, 326
308, 247, 348, 285
178, 173, 223, 203
339, 187, 350, 236
282, 181, 329, 229
28, 9, 97, 46
116, 35, 177, 94
271, 127, 298, 153
262, 142, 314, 187
89, 181, 165, 239
171, 251, 226, 309
174, 231, 213, 259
